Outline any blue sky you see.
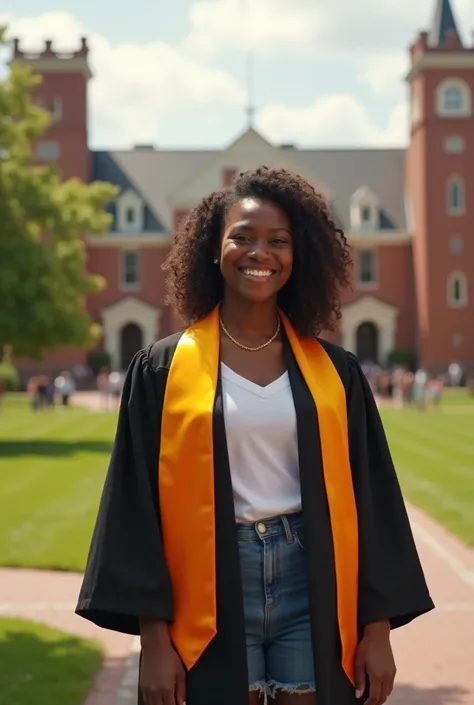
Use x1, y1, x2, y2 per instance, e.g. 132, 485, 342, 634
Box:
1, 0, 473, 149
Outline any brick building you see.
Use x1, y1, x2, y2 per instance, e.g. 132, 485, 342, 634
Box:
11, 0, 474, 377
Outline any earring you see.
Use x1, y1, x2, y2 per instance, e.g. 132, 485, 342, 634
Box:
213, 258, 218, 264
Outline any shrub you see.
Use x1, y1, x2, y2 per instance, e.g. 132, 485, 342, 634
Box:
86, 350, 112, 376
387, 348, 417, 370
0, 362, 20, 391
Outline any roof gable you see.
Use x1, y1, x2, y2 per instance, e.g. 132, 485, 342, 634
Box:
170, 127, 333, 208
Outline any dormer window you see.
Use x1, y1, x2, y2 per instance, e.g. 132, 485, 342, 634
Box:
350, 186, 380, 232
116, 190, 144, 233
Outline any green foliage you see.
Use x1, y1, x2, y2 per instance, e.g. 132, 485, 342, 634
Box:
0, 362, 20, 390
0, 27, 119, 359
86, 350, 112, 376
387, 348, 417, 370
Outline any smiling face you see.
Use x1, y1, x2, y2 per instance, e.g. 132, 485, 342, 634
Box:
219, 197, 293, 305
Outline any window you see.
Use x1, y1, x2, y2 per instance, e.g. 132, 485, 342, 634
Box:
51, 97, 62, 122
447, 176, 465, 215
126, 207, 136, 225
35, 97, 62, 122
361, 206, 372, 223
447, 272, 468, 308
223, 168, 237, 187
444, 136, 465, 154
444, 87, 464, 111
449, 235, 464, 255
357, 250, 377, 287
116, 190, 144, 232
436, 79, 472, 118
121, 251, 140, 289
36, 141, 61, 160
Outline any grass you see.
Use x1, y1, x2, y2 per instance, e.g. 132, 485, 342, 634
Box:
0, 389, 473, 572
0, 617, 104, 705
0, 396, 116, 571
380, 389, 474, 547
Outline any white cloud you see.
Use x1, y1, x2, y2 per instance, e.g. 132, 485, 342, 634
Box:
0, 11, 245, 147
185, 0, 318, 57
358, 53, 409, 94
185, 0, 473, 104
186, 0, 473, 58
257, 94, 409, 147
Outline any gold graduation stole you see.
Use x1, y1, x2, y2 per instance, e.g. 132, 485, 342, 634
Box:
158, 306, 359, 684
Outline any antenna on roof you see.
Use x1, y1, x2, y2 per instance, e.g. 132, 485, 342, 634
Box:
246, 50, 255, 127
242, 0, 256, 127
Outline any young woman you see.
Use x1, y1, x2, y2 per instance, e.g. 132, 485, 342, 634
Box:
76, 166, 434, 705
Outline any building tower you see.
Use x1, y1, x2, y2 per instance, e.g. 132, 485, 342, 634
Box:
405, 0, 474, 370
12, 37, 92, 182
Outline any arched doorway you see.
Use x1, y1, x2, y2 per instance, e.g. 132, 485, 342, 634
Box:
356, 321, 379, 363
120, 323, 143, 370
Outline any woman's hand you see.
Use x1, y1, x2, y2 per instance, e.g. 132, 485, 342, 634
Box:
355, 620, 396, 705
139, 619, 186, 705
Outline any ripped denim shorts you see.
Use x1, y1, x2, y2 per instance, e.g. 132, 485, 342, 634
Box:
237, 511, 316, 699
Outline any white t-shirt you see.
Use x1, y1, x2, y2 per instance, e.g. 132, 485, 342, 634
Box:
221, 363, 301, 523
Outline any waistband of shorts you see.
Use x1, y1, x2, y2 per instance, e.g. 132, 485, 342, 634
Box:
236, 511, 304, 541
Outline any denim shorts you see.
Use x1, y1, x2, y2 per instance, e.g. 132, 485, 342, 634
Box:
237, 512, 316, 698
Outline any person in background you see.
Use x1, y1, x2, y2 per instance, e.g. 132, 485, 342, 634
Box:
97, 367, 110, 411
54, 371, 76, 408
412, 367, 428, 410
448, 361, 463, 387
108, 370, 125, 409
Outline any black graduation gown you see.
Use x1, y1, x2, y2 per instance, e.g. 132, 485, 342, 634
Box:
76, 333, 434, 705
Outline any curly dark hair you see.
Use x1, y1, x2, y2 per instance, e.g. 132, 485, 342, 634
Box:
163, 166, 353, 336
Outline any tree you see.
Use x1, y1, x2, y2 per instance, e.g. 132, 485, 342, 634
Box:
0, 27, 119, 360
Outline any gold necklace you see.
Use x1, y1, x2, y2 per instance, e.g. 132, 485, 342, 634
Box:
219, 315, 281, 352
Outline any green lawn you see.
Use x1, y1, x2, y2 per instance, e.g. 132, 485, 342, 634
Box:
0, 618, 103, 705
0, 397, 116, 571
0, 391, 473, 573
380, 395, 474, 547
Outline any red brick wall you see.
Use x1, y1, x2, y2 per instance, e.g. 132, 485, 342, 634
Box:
407, 64, 474, 368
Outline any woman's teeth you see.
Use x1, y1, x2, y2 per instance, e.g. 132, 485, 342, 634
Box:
242, 269, 273, 278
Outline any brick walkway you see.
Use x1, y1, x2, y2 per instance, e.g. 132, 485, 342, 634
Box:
1, 502, 474, 704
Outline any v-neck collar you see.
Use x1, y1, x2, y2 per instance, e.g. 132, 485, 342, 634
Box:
220, 362, 289, 399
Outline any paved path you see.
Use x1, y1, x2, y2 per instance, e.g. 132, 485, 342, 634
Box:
389, 504, 474, 704
72, 391, 121, 413
2, 503, 474, 704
